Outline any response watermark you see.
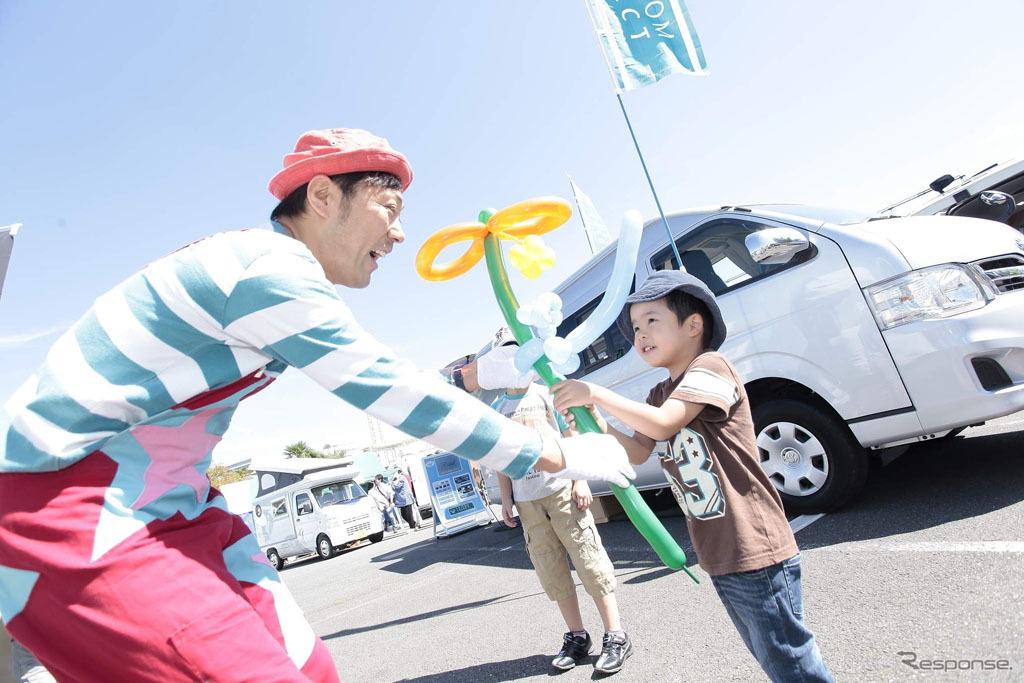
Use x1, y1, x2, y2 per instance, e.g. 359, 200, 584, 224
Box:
898, 651, 1013, 672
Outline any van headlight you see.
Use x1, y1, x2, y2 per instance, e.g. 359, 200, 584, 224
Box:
865, 263, 996, 330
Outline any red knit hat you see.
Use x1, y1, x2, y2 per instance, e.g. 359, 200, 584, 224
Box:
268, 128, 413, 200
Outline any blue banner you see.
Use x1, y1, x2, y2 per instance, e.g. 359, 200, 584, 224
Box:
587, 0, 707, 92
422, 453, 488, 530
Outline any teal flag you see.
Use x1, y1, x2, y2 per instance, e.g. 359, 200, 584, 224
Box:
587, 0, 707, 92
0, 224, 20, 302
568, 176, 613, 254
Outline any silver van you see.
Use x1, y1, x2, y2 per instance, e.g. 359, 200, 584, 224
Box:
486, 205, 1024, 514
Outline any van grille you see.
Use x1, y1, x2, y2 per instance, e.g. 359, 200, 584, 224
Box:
346, 514, 372, 537
973, 254, 1024, 293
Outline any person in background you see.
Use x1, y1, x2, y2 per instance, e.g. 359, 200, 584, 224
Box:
391, 471, 418, 530
374, 474, 404, 531
366, 481, 394, 532
487, 329, 633, 675
402, 467, 424, 527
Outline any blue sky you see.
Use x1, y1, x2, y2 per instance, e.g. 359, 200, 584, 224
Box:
2, 1, 1023, 464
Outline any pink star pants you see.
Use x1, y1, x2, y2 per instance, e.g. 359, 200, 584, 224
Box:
0, 451, 338, 682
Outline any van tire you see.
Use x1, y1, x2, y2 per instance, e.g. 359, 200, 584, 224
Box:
751, 399, 868, 514
266, 548, 283, 570
369, 531, 385, 543
316, 534, 335, 559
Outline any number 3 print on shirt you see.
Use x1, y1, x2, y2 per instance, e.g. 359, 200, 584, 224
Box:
658, 427, 725, 520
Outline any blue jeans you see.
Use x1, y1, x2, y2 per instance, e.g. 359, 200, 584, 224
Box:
711, 554, 832, 683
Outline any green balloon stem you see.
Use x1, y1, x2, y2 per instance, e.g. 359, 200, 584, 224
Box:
482, 232, 697, 582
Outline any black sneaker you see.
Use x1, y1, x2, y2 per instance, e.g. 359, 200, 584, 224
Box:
551, 631, 592, 671
594, 632, 633, 674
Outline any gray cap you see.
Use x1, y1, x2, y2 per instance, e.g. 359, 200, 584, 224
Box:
616, 271, 727, 350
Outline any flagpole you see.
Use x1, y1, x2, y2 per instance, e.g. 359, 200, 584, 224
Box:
583, 0, 684, 269
614, 94, 684, 268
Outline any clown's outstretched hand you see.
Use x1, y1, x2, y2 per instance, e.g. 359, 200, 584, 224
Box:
476, 345, 539, 390
553, 433, 635, 488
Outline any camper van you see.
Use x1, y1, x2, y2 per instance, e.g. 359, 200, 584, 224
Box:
484, 204, 1024, 514
252, 459, 385, 569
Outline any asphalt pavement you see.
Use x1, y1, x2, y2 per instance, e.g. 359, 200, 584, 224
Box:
280, 411, 1024, 683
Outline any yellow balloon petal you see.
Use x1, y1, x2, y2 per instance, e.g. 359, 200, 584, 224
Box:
509, 245, 527, 268
523, 234, 544, 251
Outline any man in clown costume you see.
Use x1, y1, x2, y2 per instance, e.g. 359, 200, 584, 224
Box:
0, 128, 635, 681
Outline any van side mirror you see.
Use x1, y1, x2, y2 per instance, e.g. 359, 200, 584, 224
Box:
980, 191, 1017, 223
745, 228, 810, 265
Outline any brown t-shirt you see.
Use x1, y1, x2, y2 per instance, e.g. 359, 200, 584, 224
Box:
644, 351, 798, 575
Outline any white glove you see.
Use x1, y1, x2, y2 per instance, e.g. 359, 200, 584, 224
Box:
475, 345, 540, 390
554, 433, 636, 488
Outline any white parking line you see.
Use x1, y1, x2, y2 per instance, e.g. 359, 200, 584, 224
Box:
971, 417, 1024, 429
812, 541, 1024, 553
789, 513, 826, 534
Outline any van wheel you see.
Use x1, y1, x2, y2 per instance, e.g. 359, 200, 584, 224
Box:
266, 548, 284, 570
752, 399, 868, 514
316, 534, 335, 559
369, 531, 385, 544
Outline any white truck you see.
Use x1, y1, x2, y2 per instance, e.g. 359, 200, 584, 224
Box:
484, 204, 1024, 514
251, 458, 385, 569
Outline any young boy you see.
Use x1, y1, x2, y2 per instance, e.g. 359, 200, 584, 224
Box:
486, 329, 633, 675
552, 271, 832, 683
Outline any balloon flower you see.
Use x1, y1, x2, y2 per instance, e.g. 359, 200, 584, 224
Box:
417, 197, 696, 580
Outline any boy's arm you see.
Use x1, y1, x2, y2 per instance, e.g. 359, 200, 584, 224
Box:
561, 402, 657, 466
497, 473, 517, 528
608, 424, 659, 466
571, 478, 593, 511
552, 380, 704, 442
557, 416, 597, 509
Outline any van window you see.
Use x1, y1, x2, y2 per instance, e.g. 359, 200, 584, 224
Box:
256, 471, 303, 497
295, 493, 313, 516
271, 498, 288, 519
650, 218, 815, 294
557, 280, 635, 379
313, 481, 365, 508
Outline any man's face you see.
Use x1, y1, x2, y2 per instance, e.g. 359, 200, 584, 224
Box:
318, 182, 405, 287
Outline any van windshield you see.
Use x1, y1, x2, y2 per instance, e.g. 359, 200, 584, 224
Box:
312, 481, 365, 507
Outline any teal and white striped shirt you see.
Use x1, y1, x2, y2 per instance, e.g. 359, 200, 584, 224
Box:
1, 223, 541, 480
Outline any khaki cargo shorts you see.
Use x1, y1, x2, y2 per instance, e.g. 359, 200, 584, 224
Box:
516, 485, 616, 601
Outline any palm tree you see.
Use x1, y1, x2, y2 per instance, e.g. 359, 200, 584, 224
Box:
283, 441, 325, 459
